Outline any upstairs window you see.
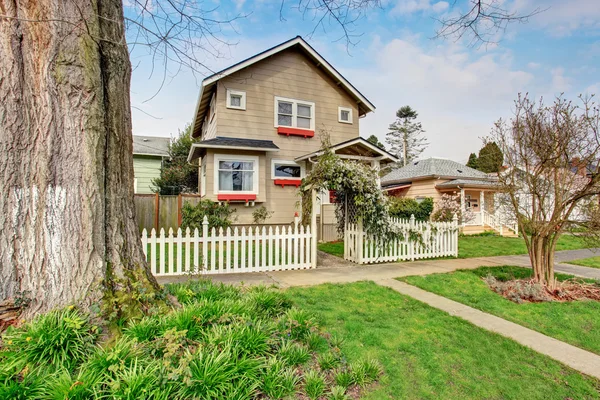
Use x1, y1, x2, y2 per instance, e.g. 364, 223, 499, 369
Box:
226, 89, 246, 110
338, 106, 353, 124
274, 97, 315, 130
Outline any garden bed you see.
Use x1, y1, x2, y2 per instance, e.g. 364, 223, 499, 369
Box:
400, 266, 600, 355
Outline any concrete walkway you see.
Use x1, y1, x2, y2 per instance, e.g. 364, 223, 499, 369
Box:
378, 279, 600, 380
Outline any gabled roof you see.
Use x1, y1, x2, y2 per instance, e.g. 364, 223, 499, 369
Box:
191, 36, 376, 138
132, 135, 170, 157
381, 158, 493, 185
295, 137, 398, 164
188, 137, 279, 162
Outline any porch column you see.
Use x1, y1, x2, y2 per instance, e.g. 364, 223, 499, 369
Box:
480, 190, 485, 226
371, 159, 381, 187
460, 188, 465, 226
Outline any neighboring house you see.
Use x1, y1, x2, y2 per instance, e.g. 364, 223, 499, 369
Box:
133, 135, 170, 194
186, 36, 397, 224
381, 158, 516, 235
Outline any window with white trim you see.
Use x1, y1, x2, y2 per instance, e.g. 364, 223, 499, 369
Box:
214, 155, 259, 194
274, 96, 315, 130
226, 89, 246, 110
338, 106, 353, 124
272, 160, 303, 179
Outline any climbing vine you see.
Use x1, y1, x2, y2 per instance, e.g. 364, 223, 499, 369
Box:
300, 135, 402, 243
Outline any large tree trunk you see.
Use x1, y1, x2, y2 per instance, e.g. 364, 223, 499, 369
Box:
0, 0, 160, 318
527, 233, 556, 289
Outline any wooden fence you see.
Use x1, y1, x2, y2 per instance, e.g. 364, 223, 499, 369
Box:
135, 193, 203, 233
344, 215, 458, 264
141, 216, 315, 276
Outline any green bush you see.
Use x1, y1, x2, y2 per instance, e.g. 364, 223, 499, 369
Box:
388, 197, 434, 221
181, 199, 235, 230
0, 280, 381, 399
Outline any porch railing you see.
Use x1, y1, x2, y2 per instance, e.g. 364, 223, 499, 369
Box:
482, 210, 518, 236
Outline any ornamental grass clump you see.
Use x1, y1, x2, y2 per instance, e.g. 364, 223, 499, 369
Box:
0, 279, 382, 398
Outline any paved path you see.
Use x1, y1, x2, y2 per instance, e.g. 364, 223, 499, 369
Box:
378, 279, 600, 380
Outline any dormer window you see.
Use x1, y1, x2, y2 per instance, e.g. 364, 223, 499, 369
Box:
338, 106, 353, 124
226, 89, 246, 110
274, 96, 315, 131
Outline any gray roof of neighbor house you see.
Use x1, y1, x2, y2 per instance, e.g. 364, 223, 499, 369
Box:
435, 179, 498, 189
132, 135, 170, 157
381, 158, 493, 185
187, 137, 280, 162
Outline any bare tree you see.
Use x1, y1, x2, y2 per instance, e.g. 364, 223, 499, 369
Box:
0, 0, 378, 319
493, 94, 600, 289
435, 0, 546, 46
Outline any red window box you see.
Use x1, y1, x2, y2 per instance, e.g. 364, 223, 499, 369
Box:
217, 194, 257, 202
277, 127, 314, 138
274, 179, 302, 188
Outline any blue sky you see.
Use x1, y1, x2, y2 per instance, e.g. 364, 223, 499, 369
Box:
128, 0, 600, 163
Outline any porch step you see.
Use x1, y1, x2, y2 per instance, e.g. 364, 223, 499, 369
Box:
461, 225, 519, 237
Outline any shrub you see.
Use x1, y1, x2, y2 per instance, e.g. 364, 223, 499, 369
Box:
279, 308, 317, 340
181, 200, 235, 230
278, 340, 311, 366
334, 370, 354, 388
166, 279, 241, 304
1, 307, 97, 372
431, 193, 474, 223
244, 285, 293, 318
305, 331, 329, 353
351, 358, 383, 386
252, 205, 274, 224
329, 385, 350, 400
389, 197, 434, 221
261, 358, 299, 399
40, 368, 100, 400
83, 337, 147, 381
318, 352, 340, 370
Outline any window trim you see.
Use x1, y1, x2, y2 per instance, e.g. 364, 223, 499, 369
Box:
274, 96, 315, 131
209, 93, 216, 122
271, 159, 304, 180
213, 154, 259, 195
338, 106, 353, 124
226, 89, 246, 110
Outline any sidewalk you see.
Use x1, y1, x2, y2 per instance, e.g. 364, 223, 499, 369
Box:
378, 279, 600, 380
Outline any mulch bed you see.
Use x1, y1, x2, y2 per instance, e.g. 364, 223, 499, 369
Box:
484, 276, 600, 303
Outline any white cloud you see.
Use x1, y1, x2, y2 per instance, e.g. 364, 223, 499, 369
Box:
391, 0, 449, 15
527, 62, 540, 69
512, 0, 600, 36
551, 67, 572, 92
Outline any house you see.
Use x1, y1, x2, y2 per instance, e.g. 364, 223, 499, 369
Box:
381, 158, 517, 235
133, 135, 170, 194
186, 36, 397, 224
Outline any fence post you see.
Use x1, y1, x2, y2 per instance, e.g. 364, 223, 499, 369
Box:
177, 194, 183, 228
202, 215, 209, 271
310, 189, 318, 268
452, 213, 459, 257
357, 217, 364, 264
409, 214, 416, 261
154, 192, 159, 231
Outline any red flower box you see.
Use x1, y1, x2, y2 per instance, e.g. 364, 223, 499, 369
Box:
274, 179, 302, 188
277, 127, 314, 138
217, 194, 257, 202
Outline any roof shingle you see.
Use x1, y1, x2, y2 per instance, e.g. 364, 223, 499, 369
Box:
382, 158, 492, 184
132, 135, 170, 156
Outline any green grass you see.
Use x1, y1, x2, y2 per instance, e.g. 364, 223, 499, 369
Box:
287, 281, 600, 399
568, 256, 600, 269
317, 235, 591, 259
399, 266, 600, 355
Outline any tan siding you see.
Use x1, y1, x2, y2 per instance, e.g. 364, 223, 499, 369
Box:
403, 179, 449, 202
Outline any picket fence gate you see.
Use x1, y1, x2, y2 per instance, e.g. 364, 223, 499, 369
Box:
142, 216, 314, 276
344, 214, 459, 264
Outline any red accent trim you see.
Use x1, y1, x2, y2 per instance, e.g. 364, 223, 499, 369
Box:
329, 190, 337, 203
277, 127, 314, 138
274, 179, 302, 188
217, 194, 257, 202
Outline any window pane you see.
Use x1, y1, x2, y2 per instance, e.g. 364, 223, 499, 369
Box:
230, 95, 241, 107
219, 171, 233, 190
341, 110, 350, 121
297, 104, 311, 117
275, 164, 301, 178
278, 114, 292, 126
297, 117, 310, 129
278, 101, 292, 115
219, 161, 233, 170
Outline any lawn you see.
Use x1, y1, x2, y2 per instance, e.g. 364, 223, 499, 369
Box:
399, 266, 600, 355
317, 234, 591, 259
568, 256, 600, 269
287, 281, 600, 399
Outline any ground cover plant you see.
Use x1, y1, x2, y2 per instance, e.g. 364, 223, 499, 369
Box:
317, 234, 590, 260
0, 281, 381, 399
568, 256, 600, 269
400, 266, 600, 355
287, 281, 600, 399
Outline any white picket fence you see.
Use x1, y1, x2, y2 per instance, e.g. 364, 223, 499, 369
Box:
344, 215, 459, 264
141, 216, 315, 276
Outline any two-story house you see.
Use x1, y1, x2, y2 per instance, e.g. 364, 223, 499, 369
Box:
187, 36, 397, 224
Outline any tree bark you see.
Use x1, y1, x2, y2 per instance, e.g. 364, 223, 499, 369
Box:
0, 0, 160, 318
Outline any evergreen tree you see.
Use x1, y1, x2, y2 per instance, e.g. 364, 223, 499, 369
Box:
152, 124, 198, 195
365, 134, 385, 149
386, 106, 428, 166
466, 153, 479, 169
477, 142, 504, 173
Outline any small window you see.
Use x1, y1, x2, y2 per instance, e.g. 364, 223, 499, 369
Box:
338, 106, 353, 124
274, 97, 315, 130
272, 160, 302, 180
226, 89, 246, 110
